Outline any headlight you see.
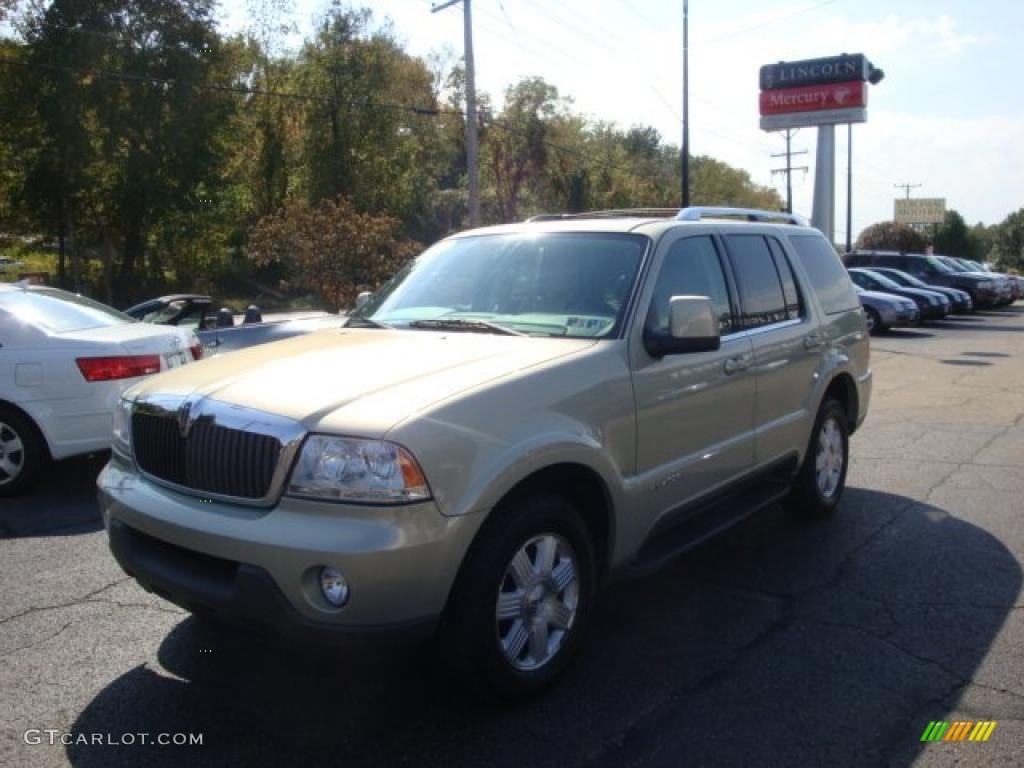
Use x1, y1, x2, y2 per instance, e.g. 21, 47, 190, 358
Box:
112, 398, 133, 457
287, 436, 431, 503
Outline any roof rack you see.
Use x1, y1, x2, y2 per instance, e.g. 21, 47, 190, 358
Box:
525, 208, 679, 222
675, 207, 808, 226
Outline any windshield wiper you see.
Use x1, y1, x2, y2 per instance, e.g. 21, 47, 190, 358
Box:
345, 316, 393, 329
408, 318, 525, 336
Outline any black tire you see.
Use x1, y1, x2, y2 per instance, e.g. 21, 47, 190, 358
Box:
0, 405, 45, 497
438, 492, 597, 701
785, 398, 849, 519
864, 307, 884, 335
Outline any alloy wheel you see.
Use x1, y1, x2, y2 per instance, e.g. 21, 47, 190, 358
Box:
0, 421, 26, 486
815, 416, 844, 499
496, 533, 579, 671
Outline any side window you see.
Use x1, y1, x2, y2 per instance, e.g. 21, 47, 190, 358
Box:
724, 234, 787, 328
767, 238, 804, 320
788, 234, 860, 314
646, 235, 733, 335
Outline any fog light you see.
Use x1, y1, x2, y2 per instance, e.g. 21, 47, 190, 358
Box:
319, 568, 349, 607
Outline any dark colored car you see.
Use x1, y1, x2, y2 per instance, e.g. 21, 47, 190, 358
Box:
125, 294, 345, 355
847, 268, 951, 320
934, 257, 1014, 305
845, 251, 1004, 308
951, 258, 1021, 302
855, 286, 919, 334
866, 267, 974, 314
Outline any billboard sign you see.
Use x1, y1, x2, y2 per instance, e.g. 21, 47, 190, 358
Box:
894, 198, 946, 225
760, 107, 866, 132
759, 81, 867, 116
760, 54, 871, 91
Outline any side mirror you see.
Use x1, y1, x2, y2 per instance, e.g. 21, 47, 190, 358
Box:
354, 291, 372, 310
645, 296, 721, 357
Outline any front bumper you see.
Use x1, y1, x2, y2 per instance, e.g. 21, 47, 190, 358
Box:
881, 305, 919, 327
99, 457, 485, 639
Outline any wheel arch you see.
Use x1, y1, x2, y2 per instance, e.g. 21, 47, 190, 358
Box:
0, 399, 52, 459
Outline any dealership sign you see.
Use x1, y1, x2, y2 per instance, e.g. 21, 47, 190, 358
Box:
759, 81, 866, 115
759, 54, 880, 132
894, 198, 946, 225
760, 54, 872, 91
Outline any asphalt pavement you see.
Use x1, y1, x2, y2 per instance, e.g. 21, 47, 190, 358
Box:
2, 304, 1024, 767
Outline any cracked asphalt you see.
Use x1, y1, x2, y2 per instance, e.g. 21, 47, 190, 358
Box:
3, 304, 1024, 768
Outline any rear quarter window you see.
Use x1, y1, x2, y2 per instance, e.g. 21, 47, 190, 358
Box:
788, 235, 860, 315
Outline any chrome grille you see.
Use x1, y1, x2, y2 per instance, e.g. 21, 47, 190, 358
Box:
129, 397, 306, 505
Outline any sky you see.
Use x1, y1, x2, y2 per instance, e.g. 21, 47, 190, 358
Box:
219, 0, 1024, 242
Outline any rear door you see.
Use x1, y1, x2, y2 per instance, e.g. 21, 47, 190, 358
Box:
721, 233, 820, 466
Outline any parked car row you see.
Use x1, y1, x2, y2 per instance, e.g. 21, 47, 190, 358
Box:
845, 250, 1019, 334
846, 250, 1018, 310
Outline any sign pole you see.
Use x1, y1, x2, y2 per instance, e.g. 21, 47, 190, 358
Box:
811, 124, 835, 242
846, 123, 853, 253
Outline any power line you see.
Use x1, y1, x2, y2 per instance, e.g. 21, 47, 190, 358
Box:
894, 182, 922, 199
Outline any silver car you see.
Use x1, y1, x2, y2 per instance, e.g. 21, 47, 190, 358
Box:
99, 207, 871, 698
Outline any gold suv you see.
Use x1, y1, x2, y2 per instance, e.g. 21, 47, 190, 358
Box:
99, 207, 872, 698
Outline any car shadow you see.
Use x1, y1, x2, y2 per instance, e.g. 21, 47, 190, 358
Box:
64, 489, 1020, 768
0, 453, 106, 538
879, 329, 935, 339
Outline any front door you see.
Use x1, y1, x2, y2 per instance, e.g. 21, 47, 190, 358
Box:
630, 232, 756, 536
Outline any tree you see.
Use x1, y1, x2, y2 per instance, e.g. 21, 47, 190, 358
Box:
247, 195, 418, 310
485, 77, 560, 222
991, 209, 1024, 272
933, 210, 981, 260
11, 0, 236, 302
855, 221, 927, 253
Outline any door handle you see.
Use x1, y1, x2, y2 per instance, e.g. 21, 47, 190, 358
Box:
803, 334, 824, 350
723, 355, 751, 375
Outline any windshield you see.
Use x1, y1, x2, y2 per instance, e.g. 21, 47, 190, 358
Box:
351, 232, 648, 337
861, 270, 901, 290
879, 270, 922, 288
925, 257, 954, 274
0, 288, 134, 332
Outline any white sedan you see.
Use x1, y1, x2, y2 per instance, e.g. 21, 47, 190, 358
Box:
0, 283, 200, 495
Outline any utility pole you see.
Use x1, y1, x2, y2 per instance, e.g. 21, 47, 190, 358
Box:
770, 129, 807, 214
433, 0, 480, 227
681, 0, 690, 207
894, 182, 921, 200
845, 123, 853, 253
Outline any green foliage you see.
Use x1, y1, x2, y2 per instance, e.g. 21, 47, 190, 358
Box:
991, 209, 1024, 272
855, 221, 928, 253
932, 210, 985, 260
0, 1, 786, 307
247, 195, 418, 311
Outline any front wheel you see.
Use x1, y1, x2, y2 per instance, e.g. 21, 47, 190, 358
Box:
438, 493, 597, 700
864, 307, 883, 335
785, 398, 850, 519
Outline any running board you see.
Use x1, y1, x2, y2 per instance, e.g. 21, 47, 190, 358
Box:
625, 458, 797, 578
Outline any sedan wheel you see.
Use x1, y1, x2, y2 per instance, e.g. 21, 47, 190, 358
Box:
0, 407, 43, 497
0, 420, 26, 487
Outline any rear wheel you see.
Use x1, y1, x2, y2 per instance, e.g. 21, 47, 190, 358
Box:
0, 406, 44, 497
864, 307, 883, 335
438, 493, 597, 700
785, 398, 849, 519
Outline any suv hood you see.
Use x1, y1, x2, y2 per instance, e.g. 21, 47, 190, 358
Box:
126, 328, 596, 435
